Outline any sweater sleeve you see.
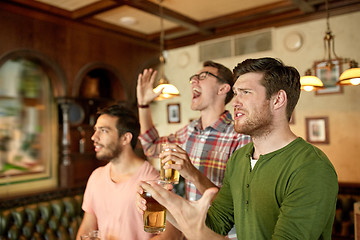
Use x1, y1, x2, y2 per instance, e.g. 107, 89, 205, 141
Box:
205, 155, 236, 235
272, 159, 338, 239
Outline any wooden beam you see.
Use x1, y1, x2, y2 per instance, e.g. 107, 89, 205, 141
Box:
71, 0, 120, 19
200, 1, 294, 28
3, 0, 72, 17
0, 1, 159, 49
118, 0, 212, 35
290, 0, 315, 13
165, 3, 360, 49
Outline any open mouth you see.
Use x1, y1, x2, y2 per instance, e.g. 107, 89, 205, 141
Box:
192, 87, 201, 99
94, 144, 103, 152
234, 110, 244, 120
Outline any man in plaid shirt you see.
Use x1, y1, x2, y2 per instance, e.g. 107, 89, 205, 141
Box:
137, 61, 251, 239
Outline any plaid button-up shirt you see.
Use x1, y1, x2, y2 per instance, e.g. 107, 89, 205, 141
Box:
139, 111, 251, 201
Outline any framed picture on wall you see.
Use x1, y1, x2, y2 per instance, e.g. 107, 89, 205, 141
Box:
315, 59, 343, 95
305, 117, 329, 144
167, 103, 181, 123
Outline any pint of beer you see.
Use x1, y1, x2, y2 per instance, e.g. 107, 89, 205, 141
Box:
142, 180, 168, 234
80, 230, 101, 240
160, 144, 180, 184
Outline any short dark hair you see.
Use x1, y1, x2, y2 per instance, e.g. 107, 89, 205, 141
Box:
233, 57, 301, 121
203, 60, 234, 104
97, 104, 140, 149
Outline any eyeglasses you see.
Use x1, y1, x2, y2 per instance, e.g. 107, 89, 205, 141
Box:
189, 71, 225, 84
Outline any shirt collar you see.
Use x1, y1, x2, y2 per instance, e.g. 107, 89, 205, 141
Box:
193, 110, 233, 133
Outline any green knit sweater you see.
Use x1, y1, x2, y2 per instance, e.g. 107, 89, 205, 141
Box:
206, 137, 338, 239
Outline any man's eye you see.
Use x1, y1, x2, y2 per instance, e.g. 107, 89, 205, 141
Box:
199, 73, 207, 79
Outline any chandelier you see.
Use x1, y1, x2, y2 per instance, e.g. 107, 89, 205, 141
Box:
300, 0, 359, 91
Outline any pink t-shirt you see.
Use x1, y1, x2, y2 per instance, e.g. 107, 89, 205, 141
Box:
82, 161, 159, 240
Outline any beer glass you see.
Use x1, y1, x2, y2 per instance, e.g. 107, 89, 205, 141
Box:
160, 144, 180, 184
89, 230, 101, 240
81, 230, 101, 240
80, 235, 89, 240
142, 180, 169, 234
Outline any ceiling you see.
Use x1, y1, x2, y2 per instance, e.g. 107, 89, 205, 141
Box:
2, 0, 360, 50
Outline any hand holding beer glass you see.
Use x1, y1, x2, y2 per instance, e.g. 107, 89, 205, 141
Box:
139, 181, 220, 240
160, 143, 180, 184
142, 180, 171, 234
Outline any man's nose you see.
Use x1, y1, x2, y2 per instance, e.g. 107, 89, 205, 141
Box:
189, 78, 199, 84
232, 95, 241, 107
91, 131, 98, 141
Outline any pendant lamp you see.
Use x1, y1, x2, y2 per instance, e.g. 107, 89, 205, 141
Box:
301, 0, 358, 90
300, 69, 324, 92
153, 0, 180, 101
338, 60, 360, 86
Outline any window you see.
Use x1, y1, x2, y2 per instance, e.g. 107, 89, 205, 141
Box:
0, 58, 56, 196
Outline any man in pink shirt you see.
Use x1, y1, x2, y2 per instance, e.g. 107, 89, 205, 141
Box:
76, 104, 159, 240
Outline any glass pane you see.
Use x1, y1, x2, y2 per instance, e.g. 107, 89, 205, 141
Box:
0, 59, 52, 179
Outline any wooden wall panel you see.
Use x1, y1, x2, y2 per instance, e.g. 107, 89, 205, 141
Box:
0, 6, 159, 191
0, 6, 159, 101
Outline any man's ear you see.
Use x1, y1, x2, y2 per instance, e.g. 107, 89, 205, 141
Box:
272, 90, 287, 110
121, 132, 133, 145
218, 83, 231, 95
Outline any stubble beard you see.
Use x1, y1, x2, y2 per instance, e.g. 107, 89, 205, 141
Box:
96, 142, 122, 161
234, 104, 273, 138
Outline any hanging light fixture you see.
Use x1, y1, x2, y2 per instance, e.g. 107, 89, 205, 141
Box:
300, 70, 324, 92
301, 0, 359, 90
153, 0, 180, 101
338, 60, 360, 86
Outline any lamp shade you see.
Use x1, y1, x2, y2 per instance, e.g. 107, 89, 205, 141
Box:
153, 77, 180, 101
338, 68, 360, 86
152, 0, 180, 101
300, 76, 324, 92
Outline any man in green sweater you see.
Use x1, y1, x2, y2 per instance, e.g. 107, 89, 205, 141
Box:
138, 57, 338, 240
